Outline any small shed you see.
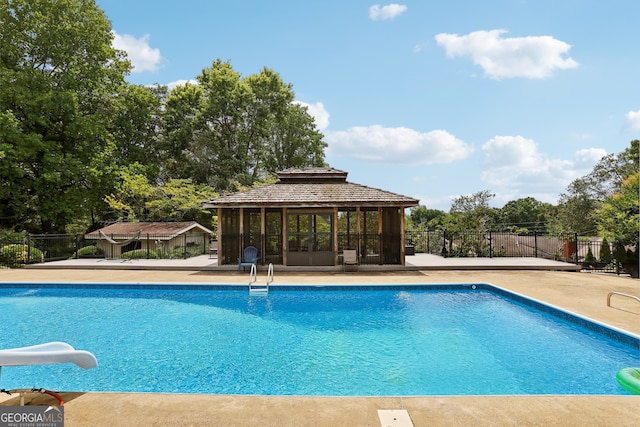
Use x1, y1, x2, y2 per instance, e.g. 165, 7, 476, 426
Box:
86, 221, 213, 258
203, 167, 419, 268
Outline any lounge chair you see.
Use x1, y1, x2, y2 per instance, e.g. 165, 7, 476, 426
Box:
343, 249, 359, 272
238, 246, 258, 273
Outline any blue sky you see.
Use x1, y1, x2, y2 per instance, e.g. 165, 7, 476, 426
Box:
99, 0, 639, 211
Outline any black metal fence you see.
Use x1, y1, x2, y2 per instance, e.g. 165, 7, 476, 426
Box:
0, 231, 630, 274
0, 233, 212, 268
405, 230, 624, 272
406, 230, 579, 260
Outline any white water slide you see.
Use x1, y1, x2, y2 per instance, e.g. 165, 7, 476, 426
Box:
0, 342, 97, 405
0, 342, 97, 369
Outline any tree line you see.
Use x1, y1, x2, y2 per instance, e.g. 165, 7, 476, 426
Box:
0, 0, 326, 234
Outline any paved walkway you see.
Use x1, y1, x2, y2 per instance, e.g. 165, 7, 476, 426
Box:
1, 267, 638, 426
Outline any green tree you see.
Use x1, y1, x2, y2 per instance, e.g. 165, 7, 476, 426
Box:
104, 165, 218, 229
110, 84, 164, 171
160, 82, 203, 181
0, 0, 130, 232
447, 190, 497, 232
599, 237, 612, 264
262, 102, 326, 173
145, 179, 218, 229
498, 197, 552, 232
595, 172, 639, 248
553, 178, 599, 234
103, 163, 154, 222
162, 60, 327, 192
407, 206, 446, 231
554, 140, 638, 234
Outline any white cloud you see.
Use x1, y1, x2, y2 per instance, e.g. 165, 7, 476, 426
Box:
481, 135, 604, 205
573, 148, 607, 167
369, 4, 407, 21
325, 125, 473, 165
294, 101, 330, 132
624, 110, 640, 131
166, 79, 198, 91
435, 29, 579, 79
112, 31, 163, 73
413, 43, 427, 53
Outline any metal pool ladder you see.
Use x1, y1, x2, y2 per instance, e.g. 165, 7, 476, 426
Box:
607, 291, 640, 307
249, 263, 273, 294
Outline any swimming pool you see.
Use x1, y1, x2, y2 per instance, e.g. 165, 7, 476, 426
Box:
0, 284, 638, 395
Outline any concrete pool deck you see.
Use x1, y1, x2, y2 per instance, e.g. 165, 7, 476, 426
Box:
0, 267, 639, 426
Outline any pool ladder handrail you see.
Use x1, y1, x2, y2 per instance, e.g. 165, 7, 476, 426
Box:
249, 263, 273, 294
607, 291, 640, 307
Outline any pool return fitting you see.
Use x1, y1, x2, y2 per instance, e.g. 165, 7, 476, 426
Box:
249, 263, 273, 294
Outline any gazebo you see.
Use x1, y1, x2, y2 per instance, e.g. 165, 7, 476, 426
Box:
203, 168, 419, 268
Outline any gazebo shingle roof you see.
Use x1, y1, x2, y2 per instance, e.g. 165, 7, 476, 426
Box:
203, 167, 418, 208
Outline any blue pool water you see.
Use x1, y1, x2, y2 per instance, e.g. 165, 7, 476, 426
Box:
0, 284, 638, 396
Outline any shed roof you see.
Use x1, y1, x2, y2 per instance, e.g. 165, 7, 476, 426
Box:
203, 167, 419, 208
86, 221, 212, 240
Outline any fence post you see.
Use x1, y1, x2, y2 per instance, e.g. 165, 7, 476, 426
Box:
147, 234, 150, 259
488, 230, 493, 258
574, 232, 579, 265
442, 229, 447, 257
184, 234, 187, 259
27, 234, 32, 264
75, 234, 79, 259
427, 231, 430, 255
534, 231, 538, 258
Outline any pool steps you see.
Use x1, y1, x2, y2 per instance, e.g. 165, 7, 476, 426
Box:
249, 263, 273, 294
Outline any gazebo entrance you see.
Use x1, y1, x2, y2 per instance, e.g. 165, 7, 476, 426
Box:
287, 211, 334, 266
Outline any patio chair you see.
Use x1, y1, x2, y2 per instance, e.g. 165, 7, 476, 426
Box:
343, 249, 359, 272
238, 246, 258, 273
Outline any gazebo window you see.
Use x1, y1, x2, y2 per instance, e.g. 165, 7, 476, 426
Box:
220, 208, 240, 264
242, 209, 261, 250
338, 208, 358, 251
265, 209, 283, 264
360, 208, 380, 261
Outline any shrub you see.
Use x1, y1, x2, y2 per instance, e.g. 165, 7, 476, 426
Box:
599, 238, 612, 264
168, 245, 204, 259
121, 249, 159, 259
584, 246, 596, 263
75, 245, 103, 258
0, 244, 45, 267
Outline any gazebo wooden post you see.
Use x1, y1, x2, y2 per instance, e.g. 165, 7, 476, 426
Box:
238, 207, 244, 260
217, 207, 222, 266
282, 207, 288, 266
378, 207, 383, 265
356, 207, 361, 260
260, 207, 266, 265
400, 207, 406, 266
333, 206, 339, 266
